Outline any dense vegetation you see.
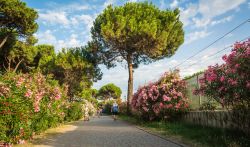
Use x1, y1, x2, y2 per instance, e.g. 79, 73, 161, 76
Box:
0, 0, 102, 144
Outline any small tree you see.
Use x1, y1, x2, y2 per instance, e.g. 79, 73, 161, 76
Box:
0, 0, 38, 48
98, 83, 122, 100
91, 2, 184, 113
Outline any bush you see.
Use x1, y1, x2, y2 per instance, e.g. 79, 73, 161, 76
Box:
0, 72, 68, 144
194, 39, 250, 134
64, 102, 83, 121
194, 40, 250, 108
131, 70, 189, 121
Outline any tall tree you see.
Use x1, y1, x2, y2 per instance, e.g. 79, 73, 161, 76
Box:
49, 47, 102, 98
98, 83, 122, 100
91, 2, 184, 113
0, 0, 38, 48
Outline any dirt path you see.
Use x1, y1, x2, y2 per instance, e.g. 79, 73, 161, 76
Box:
23, 116, 184, 147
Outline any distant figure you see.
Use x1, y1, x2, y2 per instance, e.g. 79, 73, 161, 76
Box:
111, 102, 119, 121
97, 107, 102, 118
84, 106, 90, 121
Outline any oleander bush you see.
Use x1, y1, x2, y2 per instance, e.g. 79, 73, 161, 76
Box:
0, 72, 83, 144
131, 70, 189, 121
194, 39, 250, 134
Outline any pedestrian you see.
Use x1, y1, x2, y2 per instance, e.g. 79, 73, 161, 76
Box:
84, 106, 89, 121
111, 101, 119, 121
97, 106, 102, 118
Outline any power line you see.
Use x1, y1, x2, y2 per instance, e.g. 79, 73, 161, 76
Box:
172, 18, 250, 69
179, 36, 250, 71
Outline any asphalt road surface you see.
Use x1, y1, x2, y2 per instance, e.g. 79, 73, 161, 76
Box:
34, 116, 183, 147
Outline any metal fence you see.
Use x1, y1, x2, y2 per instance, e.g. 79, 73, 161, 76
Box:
185, 74, 211, 110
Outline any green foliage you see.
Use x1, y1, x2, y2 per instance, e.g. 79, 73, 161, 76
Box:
45, 47, 102, 97
64, 102, 83, 121
98, 83, 122, 100
0, 0, 38, 36
91, 2, 184, 67
0, 0, 38, 48
34, 44, 56, 72
80, 89, 98, 105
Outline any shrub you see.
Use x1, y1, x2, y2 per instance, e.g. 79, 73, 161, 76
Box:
131, 70, 189, 121
194, 40, 250, 108
0, 72, 68, 144
64, 102, 83, 121
194, 39, 250, 134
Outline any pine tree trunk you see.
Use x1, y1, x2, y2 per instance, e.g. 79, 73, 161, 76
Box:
0, 35, 9, 49
127, 55, 133, 115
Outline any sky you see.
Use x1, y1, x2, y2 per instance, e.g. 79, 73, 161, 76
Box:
22, 0, 250, 100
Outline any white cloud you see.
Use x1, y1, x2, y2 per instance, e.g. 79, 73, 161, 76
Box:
185, 30, 211, 44
211, 15, 233, 26
192, 18, 211, 28
74, 14, 95, 30
127, 0, 138, 2
170, 0, 179, 9
35, 30, 83, 52
198, 0, 246, 19
192, 15, 233, 28
179, 3, 198, 26
39, 11, 69, 26
34, 30, 56, 44
180, 0, 246, 27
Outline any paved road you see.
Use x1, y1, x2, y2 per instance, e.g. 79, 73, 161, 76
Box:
35, 116, 182, 147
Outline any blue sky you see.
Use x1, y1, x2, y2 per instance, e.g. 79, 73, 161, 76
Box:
22, 0, 250, 100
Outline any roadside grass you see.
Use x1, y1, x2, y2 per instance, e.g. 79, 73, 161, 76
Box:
119, 115, 250, 147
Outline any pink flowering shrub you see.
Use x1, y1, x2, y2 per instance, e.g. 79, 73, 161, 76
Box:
194, 40, 250, 108
0, 72, 68, 144
194, 40, 250, 133
131, 70, 189, 121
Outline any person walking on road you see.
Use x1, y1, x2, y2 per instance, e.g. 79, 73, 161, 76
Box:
111, 102, 119, 121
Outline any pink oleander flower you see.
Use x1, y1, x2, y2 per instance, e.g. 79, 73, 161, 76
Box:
222, 54, 227, 61
166, 104, 173, 109
16, 77, 25, 87
24, 89, 33, 98
163, 95, 171, 101
220, 76, 225, 82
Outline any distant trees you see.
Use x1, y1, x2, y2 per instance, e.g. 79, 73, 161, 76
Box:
41, 47, 102, 98
91, 2, 184, 113
98, 83, 122, 100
